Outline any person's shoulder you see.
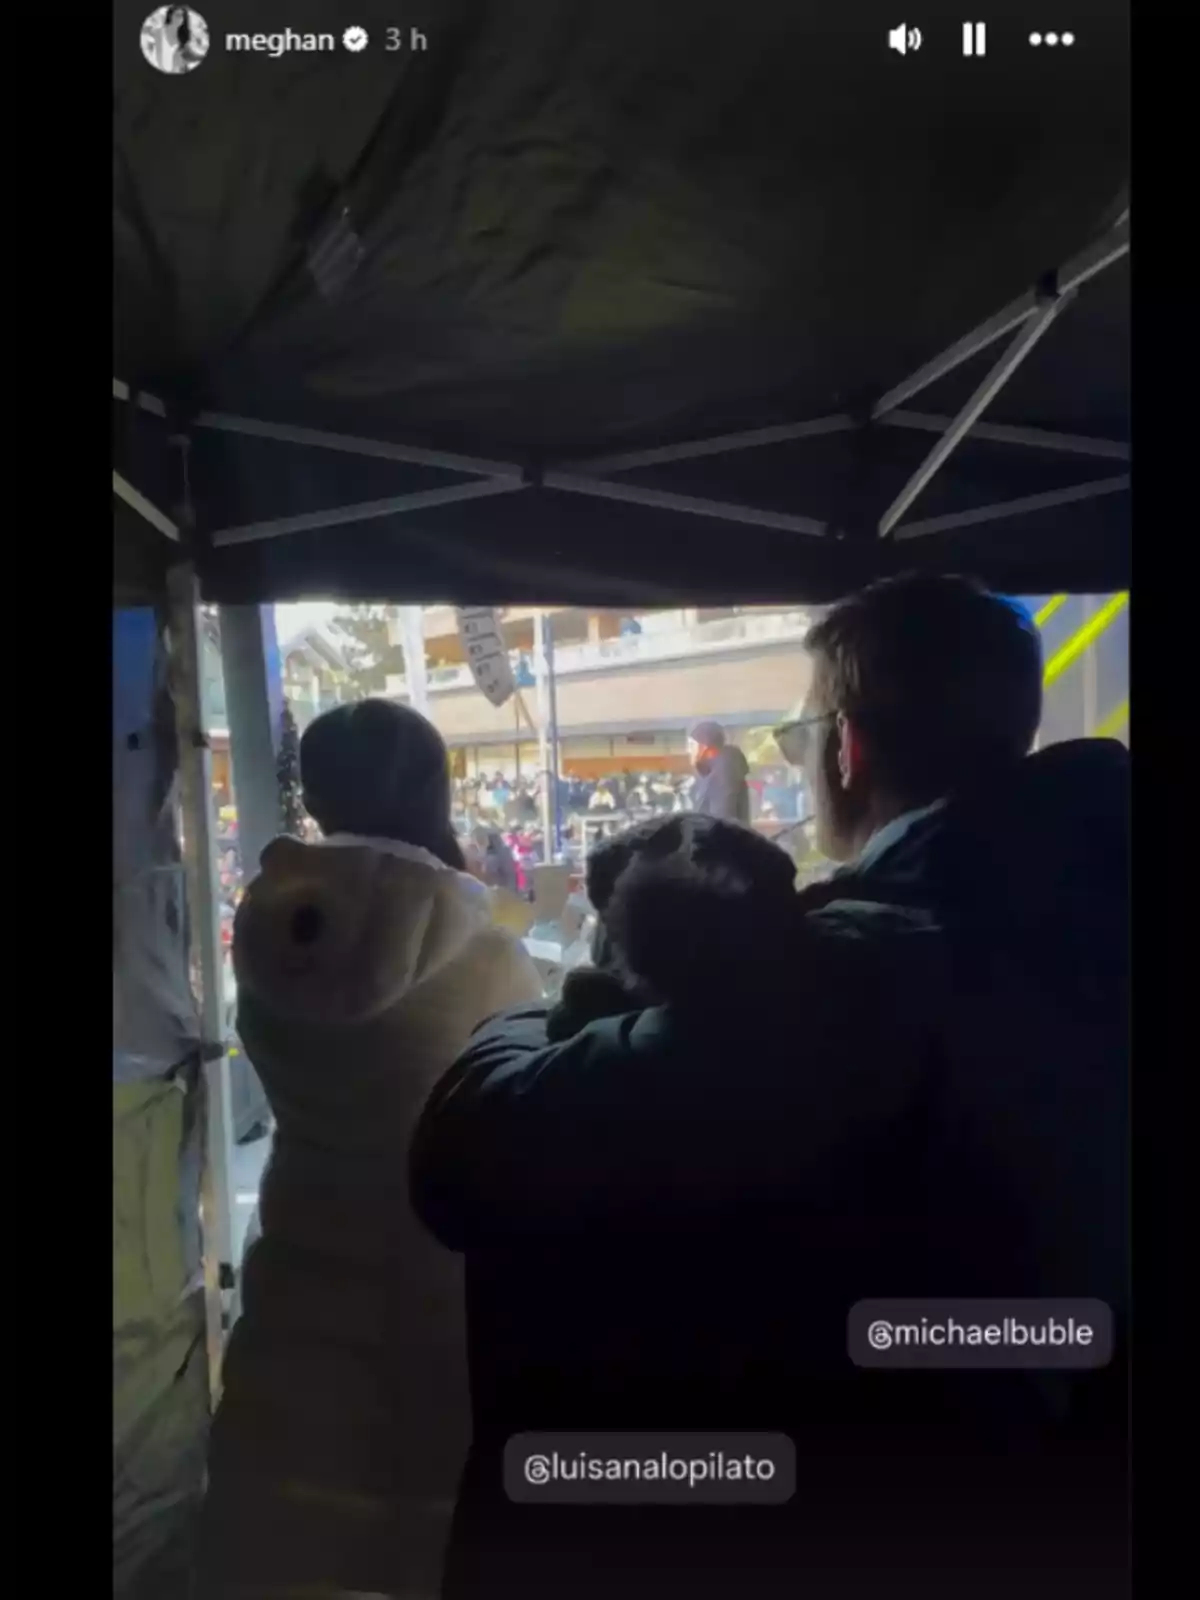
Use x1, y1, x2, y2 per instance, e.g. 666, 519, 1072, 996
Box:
802, 888, 939, 943
796, 883, 947, 1016
474, 991, 661, 1061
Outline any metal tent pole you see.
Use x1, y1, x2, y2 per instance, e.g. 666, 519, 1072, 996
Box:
542, 472, 828, 537
211, 478, 526, 546
892, 475, 1130, 541
113, 471, 180, 541
217, 604, 283, 1270
193, 411, 524, 478
167, 564, 238, 1403
112, 380, 523, 477
219, 606, 284, 872
534, 624, 549, 839
561, 415, 856, 475
871, 213, 1129, 420
536, 612, 562, 860
877, 412, 1130, 461
397, 606, 430, 718
879, 293, 1074, 538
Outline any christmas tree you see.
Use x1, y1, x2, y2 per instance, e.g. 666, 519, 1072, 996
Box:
277, 702, 306, 837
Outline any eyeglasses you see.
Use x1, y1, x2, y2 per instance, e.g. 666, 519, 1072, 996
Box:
773, 712, 836, 767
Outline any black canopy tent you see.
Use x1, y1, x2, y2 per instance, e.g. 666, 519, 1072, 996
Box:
114, 0, 1129, 605
112, 2, 1129, 1593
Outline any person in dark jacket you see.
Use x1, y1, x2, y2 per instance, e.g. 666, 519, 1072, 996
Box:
688, 718, 751, 823
468, 823, 521, 894
411, 576, 1129, 1600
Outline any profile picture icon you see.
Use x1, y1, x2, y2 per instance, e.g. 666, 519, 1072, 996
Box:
141, 6, 210, 74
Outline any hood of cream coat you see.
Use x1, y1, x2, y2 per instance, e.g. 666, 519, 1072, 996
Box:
233, 835, 493, 1028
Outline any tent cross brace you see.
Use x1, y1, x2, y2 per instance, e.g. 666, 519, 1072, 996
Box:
878, 289, 1075, 538
111, 210, 1129, 548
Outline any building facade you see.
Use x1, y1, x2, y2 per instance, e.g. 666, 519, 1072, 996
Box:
203, 593, 1129, 798
387, 605, 813, 778
383, 594, 1128, 778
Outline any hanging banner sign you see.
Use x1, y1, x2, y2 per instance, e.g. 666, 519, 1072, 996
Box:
456, 607, 516, 708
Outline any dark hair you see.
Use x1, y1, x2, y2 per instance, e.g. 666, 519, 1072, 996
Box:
299, 699, 465, 870
586, 813, 799, 1005
689, 720, 726, 750
166, 5, 189, 39
805, 574, 1043, 805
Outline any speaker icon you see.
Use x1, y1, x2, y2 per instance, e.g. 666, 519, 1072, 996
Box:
888, 23, 923, 54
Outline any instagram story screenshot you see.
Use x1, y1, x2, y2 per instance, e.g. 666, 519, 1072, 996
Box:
113, 3, 1130, 1597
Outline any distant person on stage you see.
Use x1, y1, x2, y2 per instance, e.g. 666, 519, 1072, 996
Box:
468, 822, 521, 894
688, 718, 751, 824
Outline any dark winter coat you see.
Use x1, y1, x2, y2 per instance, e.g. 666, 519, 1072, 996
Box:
691, 742, 751, 822
411, 740, 1130, 1600
477, 828, 520, 893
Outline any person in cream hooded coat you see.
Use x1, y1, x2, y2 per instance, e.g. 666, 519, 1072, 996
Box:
197, 701, 542, 1600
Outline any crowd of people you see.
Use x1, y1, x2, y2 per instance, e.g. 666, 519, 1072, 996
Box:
196, 575, 1129, 1600
453, 731, 805, 896
455, 769, 695, 823
214, 736, 796, 915
453, 771, 697, 894
456, 753, 801, 828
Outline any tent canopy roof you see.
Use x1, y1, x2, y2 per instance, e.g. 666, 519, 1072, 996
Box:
113, 0, 1129, 605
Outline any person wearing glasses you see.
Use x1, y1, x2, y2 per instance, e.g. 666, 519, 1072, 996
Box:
411, 574, 1129, 1600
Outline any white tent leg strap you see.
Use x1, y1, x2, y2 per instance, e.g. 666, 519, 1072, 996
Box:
878, 292, 1075, 538
113, 470, 179, 542
892, 474, 1130, 541
167, 564, 238, 1404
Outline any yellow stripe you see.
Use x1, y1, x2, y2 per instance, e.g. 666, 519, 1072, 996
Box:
1035, 594, 1068, 627
1043, 593, 1129, 689
1096, 698, 1129, 739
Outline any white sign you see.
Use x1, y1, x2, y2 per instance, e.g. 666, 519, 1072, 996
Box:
456, 607, 516, 708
